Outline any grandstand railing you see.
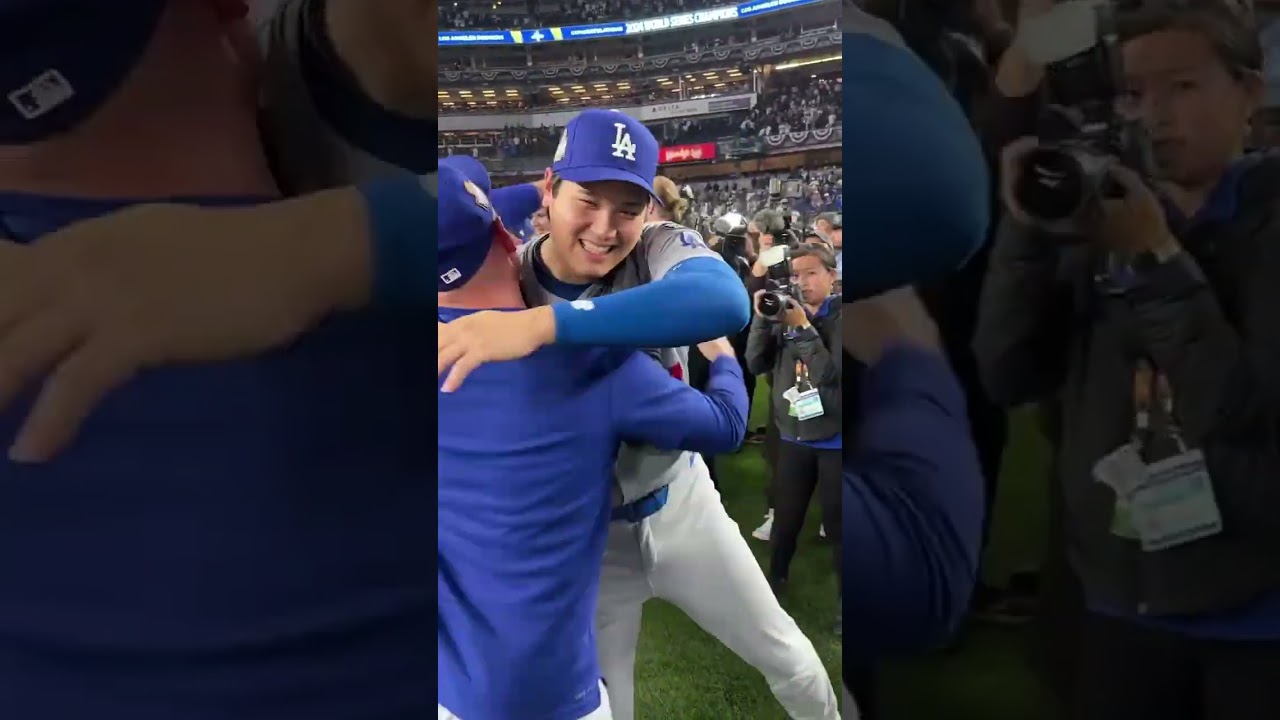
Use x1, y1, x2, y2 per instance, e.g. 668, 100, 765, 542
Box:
442, 126, 844, 173
439, 27, 839, 82
440, 92, 759, 131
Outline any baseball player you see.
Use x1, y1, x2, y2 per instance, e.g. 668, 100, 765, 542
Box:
501, 110, 841, 720
436, 159, 749, 719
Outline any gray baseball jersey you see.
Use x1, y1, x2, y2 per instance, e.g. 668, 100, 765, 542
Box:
517, 222, 725, 505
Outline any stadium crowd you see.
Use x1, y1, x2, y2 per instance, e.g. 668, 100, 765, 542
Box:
682, 166, 842, 237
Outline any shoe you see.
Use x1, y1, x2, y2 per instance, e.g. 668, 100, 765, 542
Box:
752, 509, 773, 541
744, 431, 766, 445
819, 524, 826, 539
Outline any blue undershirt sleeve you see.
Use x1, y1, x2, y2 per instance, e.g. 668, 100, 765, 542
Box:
553, 257, 750, 347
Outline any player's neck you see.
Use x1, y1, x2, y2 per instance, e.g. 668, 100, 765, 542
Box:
538, 237, 595, 285
0, 4, 277, 200
438, 284, 526, 310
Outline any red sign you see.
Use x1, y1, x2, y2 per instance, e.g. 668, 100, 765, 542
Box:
659, 143, 716, 164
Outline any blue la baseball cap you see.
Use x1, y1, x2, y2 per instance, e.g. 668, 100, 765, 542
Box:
437, 160, 516, 292
439, 155, 492, 196
552, 109, 661, 202
0, 0, 169, 143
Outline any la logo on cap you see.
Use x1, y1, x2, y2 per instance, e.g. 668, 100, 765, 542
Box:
611, 122, 637, 162
463, 180, 491, 213
554, 132, 568, 162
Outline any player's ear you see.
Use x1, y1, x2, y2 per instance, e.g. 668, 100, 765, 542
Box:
542, 169, 555, 208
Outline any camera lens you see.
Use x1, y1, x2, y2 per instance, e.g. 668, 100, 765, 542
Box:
1015, 147, 1088, 223
759, 292, 785, 318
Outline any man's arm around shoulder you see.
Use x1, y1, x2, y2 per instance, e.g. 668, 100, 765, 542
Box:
843, 293, 985, 662
611, 343, 748, 455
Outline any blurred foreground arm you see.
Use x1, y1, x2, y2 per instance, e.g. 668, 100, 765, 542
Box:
842, 2, 991, 299
0, 178, 433, 462
842, 289, 985, 661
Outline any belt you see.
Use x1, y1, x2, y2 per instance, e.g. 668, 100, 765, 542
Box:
610, 485, 670, 523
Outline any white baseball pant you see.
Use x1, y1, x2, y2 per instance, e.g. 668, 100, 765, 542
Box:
437, 680, 612, 719
596, 456, 840, 719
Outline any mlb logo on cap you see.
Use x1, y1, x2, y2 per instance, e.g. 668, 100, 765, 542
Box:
552, 109, 661, 202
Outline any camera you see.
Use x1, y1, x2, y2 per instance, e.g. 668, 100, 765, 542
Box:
1011, 0, 1154, 235
767, 212, 801, 249
757, 245, 795, 320
713, 211, 754, 277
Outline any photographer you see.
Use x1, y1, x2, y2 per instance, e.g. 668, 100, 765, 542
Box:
746, 209, 801, 307
745, 244, 842, 633
976, 3, 1280, 718
743, 208, 790, 537
711, 210, 758, 283
683, 202, 760, 487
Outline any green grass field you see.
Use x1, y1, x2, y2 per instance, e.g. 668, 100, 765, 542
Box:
631, 387, 1056, 719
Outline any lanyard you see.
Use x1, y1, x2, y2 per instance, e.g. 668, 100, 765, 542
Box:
1132, 358, 1187, 453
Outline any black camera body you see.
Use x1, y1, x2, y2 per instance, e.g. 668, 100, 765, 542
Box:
1012, 1, 1154, 235
712, 211, 754, 277
757, 245, 795, 320
777, 213, 802, 249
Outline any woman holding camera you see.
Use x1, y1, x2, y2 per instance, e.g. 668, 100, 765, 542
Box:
745, 244, 843, 635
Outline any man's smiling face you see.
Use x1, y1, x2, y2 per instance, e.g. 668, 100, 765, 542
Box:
544, 177, 650, 283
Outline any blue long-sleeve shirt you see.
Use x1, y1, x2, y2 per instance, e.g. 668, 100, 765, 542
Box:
843, 346, 985, 665
438, 307, 746, 720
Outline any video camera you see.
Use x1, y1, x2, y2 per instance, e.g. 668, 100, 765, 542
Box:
757, 245, 796, 320
712, 211, 755, 277
1011, 0, 1154, 235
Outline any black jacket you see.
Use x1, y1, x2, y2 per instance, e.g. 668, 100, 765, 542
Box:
975, 153, 1280, 615
745, 298, 842, 442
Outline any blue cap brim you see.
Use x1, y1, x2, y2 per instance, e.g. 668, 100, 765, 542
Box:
555, 166, 663, 206
0, 0, 169, 142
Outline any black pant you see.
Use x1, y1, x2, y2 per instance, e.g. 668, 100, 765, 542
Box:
769, 441, 841, 584
763, 394, 780, 509
845, 666, 878, 720
1070, 612, 1280, 720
